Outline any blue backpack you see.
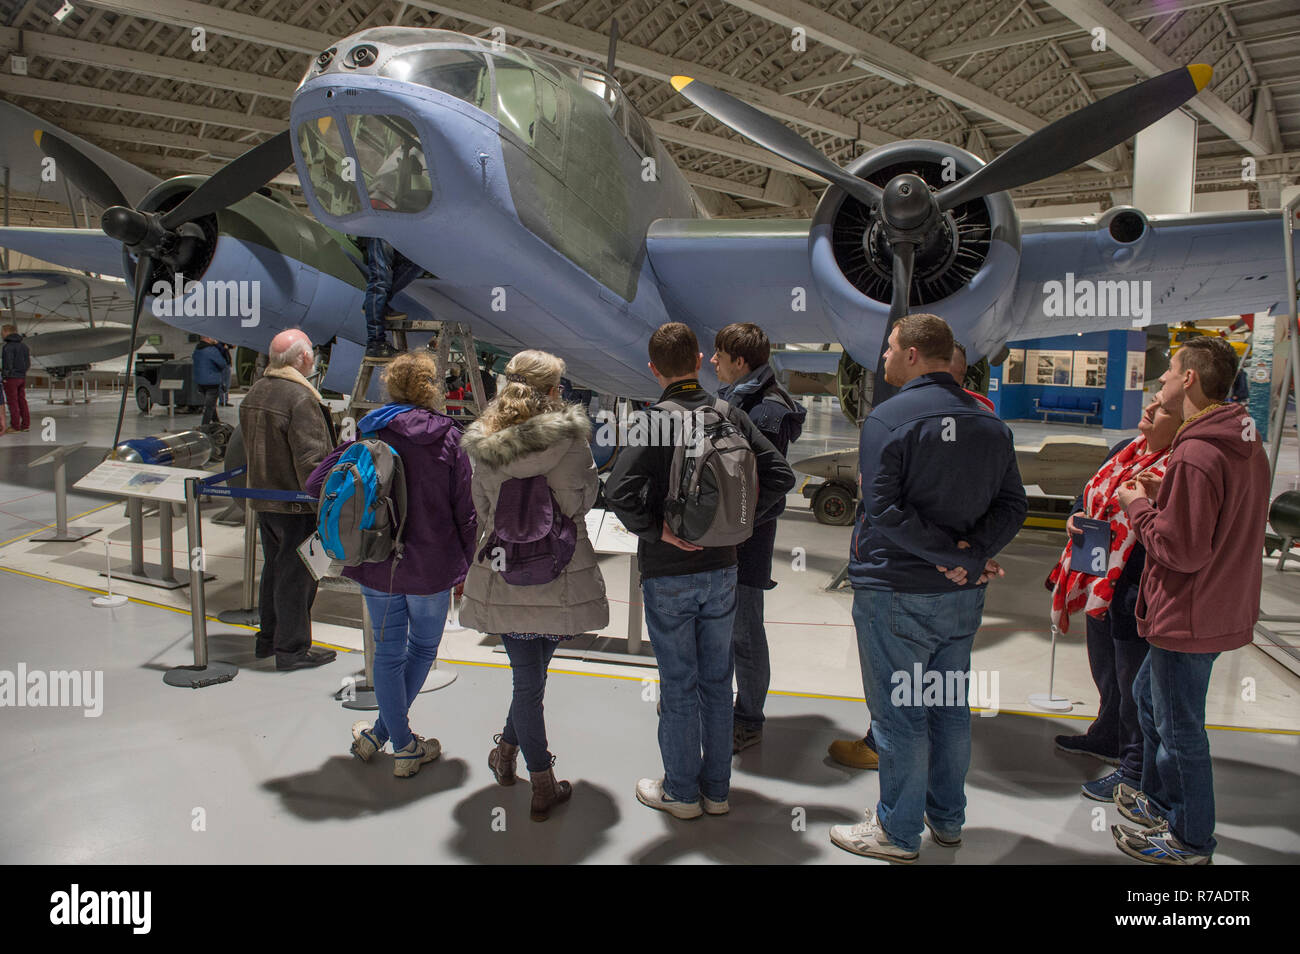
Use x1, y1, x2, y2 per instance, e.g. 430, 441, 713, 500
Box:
317, 438, 408, 566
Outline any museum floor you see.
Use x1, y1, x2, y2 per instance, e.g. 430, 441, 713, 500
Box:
1, 391, 1297, 863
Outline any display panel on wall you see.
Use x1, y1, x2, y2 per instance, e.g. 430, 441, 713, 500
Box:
1072, 351, 1107, 388
1126, 352, 1144, 390
1026, 349, 1073, 386
1004, 349, 1025, 385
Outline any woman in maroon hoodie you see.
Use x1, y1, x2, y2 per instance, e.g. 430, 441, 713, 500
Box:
1112, 336, 1269, 865
307, 351, 477, 778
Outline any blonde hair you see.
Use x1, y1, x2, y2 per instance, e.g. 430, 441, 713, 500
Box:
477, 349, 565, 434
381, 350, 443, 410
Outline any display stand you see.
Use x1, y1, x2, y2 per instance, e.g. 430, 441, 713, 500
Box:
161, 477, 237, 688
28, 442, 100, 542
1028, 624, 1073, 712
91, 538, 128, 608
216, 504, 260, 626
46, 371, 90, 405
73, 458, 217, 589
549, 509, 654, 666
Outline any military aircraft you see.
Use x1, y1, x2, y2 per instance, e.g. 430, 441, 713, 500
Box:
1, 27, 1297, 428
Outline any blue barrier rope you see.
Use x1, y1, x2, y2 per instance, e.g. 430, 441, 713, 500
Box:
196, 467, 315, 504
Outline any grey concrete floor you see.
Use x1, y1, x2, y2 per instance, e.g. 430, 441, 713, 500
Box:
1, 570, 1296, 865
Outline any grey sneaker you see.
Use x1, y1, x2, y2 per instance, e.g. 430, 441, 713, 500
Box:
1114, 783, 1168, 828
635, 777, 702, 819
733, 723, 762, 753
350, 721, 381, 762
1112, 823, 1211, 865
703, 794, 730, 815
393, 734, 441, 778
830, 811, 918, 862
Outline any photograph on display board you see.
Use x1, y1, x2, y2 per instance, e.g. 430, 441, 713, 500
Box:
1029, 350, 1073, 385
1073, 351, 1107, 388
1127, 351, 1145, 389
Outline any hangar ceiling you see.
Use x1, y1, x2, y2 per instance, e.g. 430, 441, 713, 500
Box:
0, 0, 1297, 227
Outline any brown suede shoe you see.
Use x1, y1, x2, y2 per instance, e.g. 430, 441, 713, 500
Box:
529, 764, 572, 822
488, 734, 518, 786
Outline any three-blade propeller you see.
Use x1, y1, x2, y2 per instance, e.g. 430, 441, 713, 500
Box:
670, 64, 1212, 412
33, 128, 295, 451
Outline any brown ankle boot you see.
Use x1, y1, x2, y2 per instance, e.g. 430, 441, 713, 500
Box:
529, 762, 572, 822
488, 734, 518, 786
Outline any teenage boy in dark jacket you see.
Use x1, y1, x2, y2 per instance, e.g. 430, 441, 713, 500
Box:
832, 313, 1025, 863
711, 322, 806, 753
607, 322, 795, 819
1112, 336, 1269, 865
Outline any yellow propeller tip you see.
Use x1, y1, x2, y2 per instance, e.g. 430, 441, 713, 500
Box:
1188, 64, 1212, 91
32, 129, 43, 146
670, 75, 693, 92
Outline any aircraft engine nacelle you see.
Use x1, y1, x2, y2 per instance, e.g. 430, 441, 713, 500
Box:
121, 176, 221, 292
808, 140, 1021, 366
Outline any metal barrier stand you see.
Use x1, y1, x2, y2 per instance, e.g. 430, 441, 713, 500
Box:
162, 476, 238, 688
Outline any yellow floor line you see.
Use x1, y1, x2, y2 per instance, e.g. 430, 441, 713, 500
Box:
4, 564, 1296, 736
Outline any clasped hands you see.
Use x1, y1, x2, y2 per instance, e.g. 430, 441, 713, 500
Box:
936, 540, 1004, 586
1116, 472, 1162, 511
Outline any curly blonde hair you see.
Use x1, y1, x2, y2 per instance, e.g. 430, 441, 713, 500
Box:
380, 350, 444, 410
476, 349, 566, 434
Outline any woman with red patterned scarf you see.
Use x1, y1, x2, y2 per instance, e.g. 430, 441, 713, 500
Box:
1045, 396, 1182, 801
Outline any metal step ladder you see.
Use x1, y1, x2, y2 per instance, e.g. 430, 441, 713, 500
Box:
348, 314, 489, 421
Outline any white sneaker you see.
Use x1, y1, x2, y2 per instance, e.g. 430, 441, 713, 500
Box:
703, 795, 730, 815
636, 778, 703, 819
351, 721, 381, 762
830, 811, 919, 862
394, 734, 441, 778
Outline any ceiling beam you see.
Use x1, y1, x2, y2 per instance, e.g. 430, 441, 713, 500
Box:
682, 170, 768, 202
78, 0, 333, 55
56, 120, 250, 158
721, 0, 1115, 172
1, 75, 285, 134
1041, 0, 1272, 156
0, 27, 298, 99
921, 0, 1228, 62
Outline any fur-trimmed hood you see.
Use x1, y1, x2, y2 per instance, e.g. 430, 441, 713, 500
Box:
462, 402, 591, 475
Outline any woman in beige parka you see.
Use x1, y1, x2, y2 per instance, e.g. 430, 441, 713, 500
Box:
460, 350, 608, 820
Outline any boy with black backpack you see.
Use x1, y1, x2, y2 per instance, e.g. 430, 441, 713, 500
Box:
607, 322, 795, 819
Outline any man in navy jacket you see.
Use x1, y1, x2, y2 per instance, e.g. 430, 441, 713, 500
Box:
831, 313, 1025, 863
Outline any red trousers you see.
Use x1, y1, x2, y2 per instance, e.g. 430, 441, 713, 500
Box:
3, 378, 29, 430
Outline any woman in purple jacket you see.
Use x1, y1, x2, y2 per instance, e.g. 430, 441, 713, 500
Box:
307, 351, 477, 778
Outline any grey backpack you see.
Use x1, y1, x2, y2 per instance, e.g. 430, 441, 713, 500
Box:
657, 397, 759, 547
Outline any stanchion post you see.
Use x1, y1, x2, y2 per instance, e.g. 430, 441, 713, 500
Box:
186, 478, 207, 668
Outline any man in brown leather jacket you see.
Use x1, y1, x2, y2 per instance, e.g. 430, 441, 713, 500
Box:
239, 329, 338, 671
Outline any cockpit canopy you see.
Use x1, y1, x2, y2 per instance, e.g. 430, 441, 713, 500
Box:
299, 27, 659, 164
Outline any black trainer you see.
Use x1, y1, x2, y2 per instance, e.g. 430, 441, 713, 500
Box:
254, 633, 274, 659
1054, 733, 1120, 766
365, 341, 401, 359
276, 648, 337, 671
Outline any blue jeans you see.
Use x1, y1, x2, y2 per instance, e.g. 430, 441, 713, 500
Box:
1134, 646, 1220, 854
732, 584, 769, 729
360, 586, 450, 751
500, 636, 561, 773
852, 586, 986, 854
642, 566, 738, 803
363, 237, 424, 343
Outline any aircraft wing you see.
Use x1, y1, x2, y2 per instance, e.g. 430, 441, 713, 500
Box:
0, 269, 133, 323
645, 218, 838, 344
0, 99, 159, 210
1011, 209, 1298, 340
0, 227, 127, 279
